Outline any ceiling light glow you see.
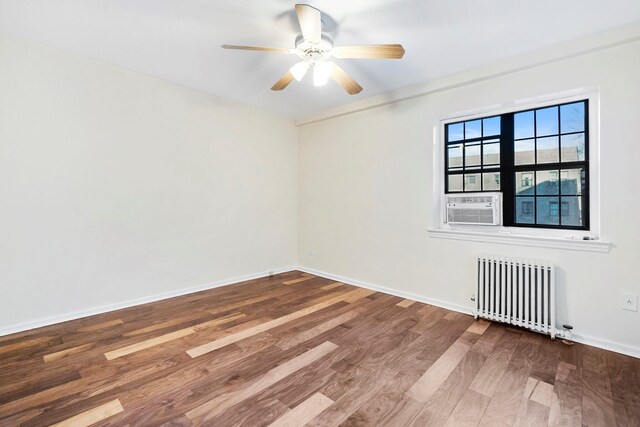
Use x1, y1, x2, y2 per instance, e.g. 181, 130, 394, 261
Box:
313, 61, 334, 87
289, 61, 309, 81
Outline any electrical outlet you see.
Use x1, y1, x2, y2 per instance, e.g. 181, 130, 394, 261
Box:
621, 292, 638, 312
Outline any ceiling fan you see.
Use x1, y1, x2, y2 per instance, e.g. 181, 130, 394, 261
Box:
222, 4, 405, 95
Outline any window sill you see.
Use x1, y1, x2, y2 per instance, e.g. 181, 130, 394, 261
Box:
427, 228, 611, 253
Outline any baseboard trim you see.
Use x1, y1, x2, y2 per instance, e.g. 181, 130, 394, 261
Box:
570, 333, 640, 359
297, 265, 640, 359
296, 266, 473, 316
0, 266, 296, 337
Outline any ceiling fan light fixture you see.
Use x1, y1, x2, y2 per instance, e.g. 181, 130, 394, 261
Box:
289, 61, 310, 81
313, 61, 334, 87
224, 4, 405, 95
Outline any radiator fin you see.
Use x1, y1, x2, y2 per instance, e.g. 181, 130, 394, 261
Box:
476, 255, 556, 338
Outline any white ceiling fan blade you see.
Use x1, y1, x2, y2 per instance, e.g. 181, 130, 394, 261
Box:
295, 4, 321, 43
333, 44, 405, 59
222, 44, 290, 53
271, 71, 295, 91
330, 64, 362, 95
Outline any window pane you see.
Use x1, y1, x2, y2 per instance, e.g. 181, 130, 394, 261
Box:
516, 171, 535, 195
448, 145, 463, 169
514, 111, 534, 139
464, 173, 481, 191
465, 120, 481, 139
515, 197, 535, 224
514, 138, 535, 165
483, 172, 500, 191
560, 168, 583, 195
465, 144, 481, 167
560, 102, 585, 133
536, 170, 559, 195
483, 143, 500, 165
448, 174, 463, 192
536, 106, 559, 136
483, 116, 501, 137
448, 123, 463, 142
536, 136, 559, 164
537, 197, 560, 225
561, 133, 585, 162
561, 196, 583, 226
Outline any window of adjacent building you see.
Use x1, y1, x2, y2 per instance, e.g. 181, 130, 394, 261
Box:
445, 100, 589, 230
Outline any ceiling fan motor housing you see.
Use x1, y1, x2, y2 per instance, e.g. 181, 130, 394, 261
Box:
294, 34, 334, 63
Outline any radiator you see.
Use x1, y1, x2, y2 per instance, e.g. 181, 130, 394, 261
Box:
476, 255, 556, 339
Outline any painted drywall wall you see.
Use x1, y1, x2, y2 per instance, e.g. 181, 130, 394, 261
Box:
0, 33, 298, 332
298, 39, 640, 355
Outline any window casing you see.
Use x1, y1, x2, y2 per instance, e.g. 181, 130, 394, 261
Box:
444, 100, 589, 230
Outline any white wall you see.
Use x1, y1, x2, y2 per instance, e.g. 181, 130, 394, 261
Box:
0, 33, 298, 332
298, 39, 640, 356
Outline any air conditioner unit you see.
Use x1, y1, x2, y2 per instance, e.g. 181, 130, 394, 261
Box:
445, 192, 501, 226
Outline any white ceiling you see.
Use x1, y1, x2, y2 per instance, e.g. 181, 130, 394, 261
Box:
1, 1, 639, 120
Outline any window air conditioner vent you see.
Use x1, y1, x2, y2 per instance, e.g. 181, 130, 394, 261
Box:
445, 192, 502, 226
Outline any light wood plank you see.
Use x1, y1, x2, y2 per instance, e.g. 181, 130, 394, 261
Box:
467, 319, 491, 335
513, 399, 549, 427
409, 350, 487, 426
276, 309, 362, 350
444, 389, 491, 427
123, 311, 210, 337
283, 275, 313, 285
186, 341, 338, 424
529, 380, 554, 407
396, 299, 416, 308
187, 289, 373, 358
468, 333, 518, 397
50, 399, 124, 427
340, 288, 376, 303
105, 312, 244, 360
523, 377, 539, 399
268, 393, 334, 427
484, 369, 531, 425
43, 343, 94, 362
407, 337, 473, 402
321, 282, 343, 290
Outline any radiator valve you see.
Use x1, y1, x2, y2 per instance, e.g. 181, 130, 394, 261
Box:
562, 324, 574, 346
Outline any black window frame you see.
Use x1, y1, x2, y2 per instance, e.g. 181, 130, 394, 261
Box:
444, 115, 502, 193
444, 100, 590, 231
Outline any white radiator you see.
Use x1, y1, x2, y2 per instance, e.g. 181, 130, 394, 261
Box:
476, 255, 556, 339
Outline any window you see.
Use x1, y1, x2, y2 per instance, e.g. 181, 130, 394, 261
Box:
445, 100, 589, 230
445, 116, 501, 192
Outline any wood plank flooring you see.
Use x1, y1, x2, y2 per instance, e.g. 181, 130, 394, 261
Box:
1, 271, 639, 426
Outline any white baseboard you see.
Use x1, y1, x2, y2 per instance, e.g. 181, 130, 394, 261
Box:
296, 266, 473, 316
0, 266, 296, 337
570, 333, 640, 359
297, 265, 640, 359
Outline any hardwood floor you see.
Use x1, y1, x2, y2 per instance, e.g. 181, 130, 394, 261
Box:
1, 271, 639, 426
